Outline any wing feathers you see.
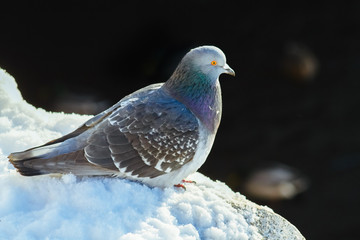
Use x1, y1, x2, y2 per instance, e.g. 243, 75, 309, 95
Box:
107, 131, 129, 145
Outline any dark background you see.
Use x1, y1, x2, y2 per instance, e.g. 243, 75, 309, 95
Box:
1, 1, 360, 239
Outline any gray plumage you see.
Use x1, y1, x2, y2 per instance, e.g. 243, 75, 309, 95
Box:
9, 45, 235, 187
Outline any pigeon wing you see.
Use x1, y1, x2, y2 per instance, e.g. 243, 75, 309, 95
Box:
84, 93, 199, 179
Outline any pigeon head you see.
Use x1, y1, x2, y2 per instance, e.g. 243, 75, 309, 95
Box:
181, 45, 235, 80
164, 45, 235, 131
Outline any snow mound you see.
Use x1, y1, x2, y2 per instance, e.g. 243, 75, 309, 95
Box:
0, 68, 305, 239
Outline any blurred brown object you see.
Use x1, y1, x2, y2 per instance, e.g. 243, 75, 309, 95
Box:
226, 162, 309, 204
243, 163, 309, 201
280, 42, 318, 83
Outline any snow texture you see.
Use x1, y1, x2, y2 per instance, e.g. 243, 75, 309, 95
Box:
0, 68, 305, 240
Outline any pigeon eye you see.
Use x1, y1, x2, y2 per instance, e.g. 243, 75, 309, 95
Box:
211, 61, 217, 66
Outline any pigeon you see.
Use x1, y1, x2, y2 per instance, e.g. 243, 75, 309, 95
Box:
9, 45, 235, 188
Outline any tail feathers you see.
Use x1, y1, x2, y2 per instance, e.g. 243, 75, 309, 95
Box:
9, 143, 62, 161
8, 147, 117, 177
8, 157, 44, 176
8, 142, 69, 176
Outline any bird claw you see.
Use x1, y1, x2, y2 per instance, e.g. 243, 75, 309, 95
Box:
174, 184, 186, 190
174, 179, 196, 190
182, 179, 196, 184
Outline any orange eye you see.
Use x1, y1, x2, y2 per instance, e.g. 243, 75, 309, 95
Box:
211, 60, 217, 66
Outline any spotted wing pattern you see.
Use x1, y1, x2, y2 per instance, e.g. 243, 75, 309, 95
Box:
84, 92, 199, 179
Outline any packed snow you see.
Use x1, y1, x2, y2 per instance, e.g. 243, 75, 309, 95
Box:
0, 68, 304, 240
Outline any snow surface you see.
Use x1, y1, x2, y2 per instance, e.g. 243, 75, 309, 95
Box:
0, 68, 305, 240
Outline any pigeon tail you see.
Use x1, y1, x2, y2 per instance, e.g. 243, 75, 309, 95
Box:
8, 142, 68, 176
9, 143, 118, 177
8, 156, 44, 176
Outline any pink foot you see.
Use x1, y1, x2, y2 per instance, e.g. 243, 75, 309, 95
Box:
174, 184, 186, 190
182, 179, 196, 184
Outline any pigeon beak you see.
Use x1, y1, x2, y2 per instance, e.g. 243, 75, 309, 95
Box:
223, 64, 235, 76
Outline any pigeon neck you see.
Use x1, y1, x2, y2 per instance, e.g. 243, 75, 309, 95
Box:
163, 68, 222, 133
